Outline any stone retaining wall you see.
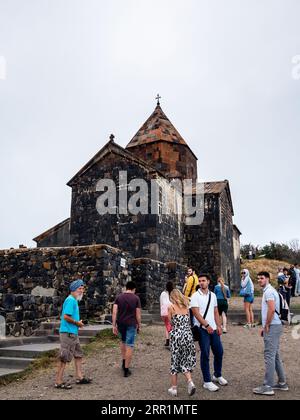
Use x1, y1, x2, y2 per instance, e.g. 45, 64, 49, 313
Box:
0, 245, 131, 336
0, 245, 186, 336
131, 258, 187, 310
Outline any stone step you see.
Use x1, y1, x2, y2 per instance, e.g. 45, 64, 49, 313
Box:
0, 325, 112, 379
0, 336, 50, 349
0, 342, 60, 359
105, 313, 153, 325
52, 325, 112, 337
47, 335, 92, 345
0, 356, 34, 369
0, 368, 23, 378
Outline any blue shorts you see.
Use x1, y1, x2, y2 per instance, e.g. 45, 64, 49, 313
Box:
118, 324, 137, 348
244, 295, 254, 304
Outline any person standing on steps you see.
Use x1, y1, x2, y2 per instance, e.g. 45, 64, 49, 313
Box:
168, 289, 197, 398
191, 274, 228, 393
112, 281, 142, 378
240, 269, 255, 328
253, 272, 288, 396
55, 279, 92, 390
160, 281, 174, 348
214, 277, 231, 333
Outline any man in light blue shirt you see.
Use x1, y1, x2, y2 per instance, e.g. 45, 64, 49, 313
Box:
59, 293, 81, 335
55, 279, 92, 389
253, 272, 288, 396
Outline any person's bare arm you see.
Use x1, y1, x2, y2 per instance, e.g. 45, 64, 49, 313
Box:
64, 315, 84, 328
136, 307, 142, 332
112, 304, 118, 335
191, 307, 214, 334
168, 305, 173, 322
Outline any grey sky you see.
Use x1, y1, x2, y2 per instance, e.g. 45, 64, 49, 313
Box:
0, 0, 299, 250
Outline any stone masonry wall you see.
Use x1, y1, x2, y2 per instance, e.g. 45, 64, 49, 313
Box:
184, 194, 221, 283
219, 190, 239, 290
69, 150, 184, 263
131, 258, 187, 310
0, 245, 131, 336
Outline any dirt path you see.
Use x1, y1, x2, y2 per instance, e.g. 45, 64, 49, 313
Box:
0, 324, 299, 400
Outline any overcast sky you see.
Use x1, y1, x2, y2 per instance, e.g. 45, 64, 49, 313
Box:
0, 0, 299, 250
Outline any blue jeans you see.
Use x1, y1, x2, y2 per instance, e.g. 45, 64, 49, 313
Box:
198, 328, 224, 383
118, 324, 137, 348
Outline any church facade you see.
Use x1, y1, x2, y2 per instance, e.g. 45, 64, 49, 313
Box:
34, 102, 241, 290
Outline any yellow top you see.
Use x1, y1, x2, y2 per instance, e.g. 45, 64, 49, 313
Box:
184, 274, 199, 298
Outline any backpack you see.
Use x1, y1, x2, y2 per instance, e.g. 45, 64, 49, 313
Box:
276, 290, 291, 325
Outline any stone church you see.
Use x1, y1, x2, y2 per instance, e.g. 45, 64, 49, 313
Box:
33, 100, 241, 290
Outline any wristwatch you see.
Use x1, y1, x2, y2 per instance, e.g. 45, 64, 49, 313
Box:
205, 324, 210, 329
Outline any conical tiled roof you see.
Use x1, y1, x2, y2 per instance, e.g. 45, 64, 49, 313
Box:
126, 104, 189, 149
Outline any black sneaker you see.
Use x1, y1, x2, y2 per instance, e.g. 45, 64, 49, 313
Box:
124, 369, 132, 378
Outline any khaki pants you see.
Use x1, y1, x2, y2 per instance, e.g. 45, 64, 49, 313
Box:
59, 333, 83, 363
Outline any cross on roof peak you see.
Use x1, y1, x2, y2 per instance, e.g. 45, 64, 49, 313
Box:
109, 134, 115, 142
155, 94, 162, 106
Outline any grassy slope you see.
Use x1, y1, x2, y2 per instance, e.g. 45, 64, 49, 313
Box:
241, 258, 290, 292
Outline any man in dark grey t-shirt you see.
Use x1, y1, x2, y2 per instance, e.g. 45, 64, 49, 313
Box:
112, 281, 142, 378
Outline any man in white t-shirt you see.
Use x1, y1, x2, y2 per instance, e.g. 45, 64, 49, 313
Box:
253, 271, 288, 396
191, 274, 228, 392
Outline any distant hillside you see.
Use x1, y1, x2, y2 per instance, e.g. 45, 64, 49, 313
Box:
241, 258, 290, 292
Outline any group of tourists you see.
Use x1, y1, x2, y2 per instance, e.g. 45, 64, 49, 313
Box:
54, 268, 289, 398
277, 264, 300, 306
159, 268, 289, 397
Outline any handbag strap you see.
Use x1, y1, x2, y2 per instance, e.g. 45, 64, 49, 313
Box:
198, 290, 211, 322
203, 291, 212, 320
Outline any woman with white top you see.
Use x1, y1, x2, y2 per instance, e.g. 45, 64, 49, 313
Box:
160, 281, 174, 347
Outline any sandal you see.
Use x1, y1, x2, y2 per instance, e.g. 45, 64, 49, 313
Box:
76, 377, 92, 385
55, 383, 73, 390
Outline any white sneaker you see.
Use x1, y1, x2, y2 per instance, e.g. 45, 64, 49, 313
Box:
187, 381, 196, 396
168, 387, 178, 397
213, 375, 228, 386
203, 382, 219, 392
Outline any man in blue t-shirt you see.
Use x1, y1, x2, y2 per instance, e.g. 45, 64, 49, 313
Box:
55, 280, 92, 389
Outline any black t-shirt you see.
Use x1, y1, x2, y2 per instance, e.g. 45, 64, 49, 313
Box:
115, 293, 141, 327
